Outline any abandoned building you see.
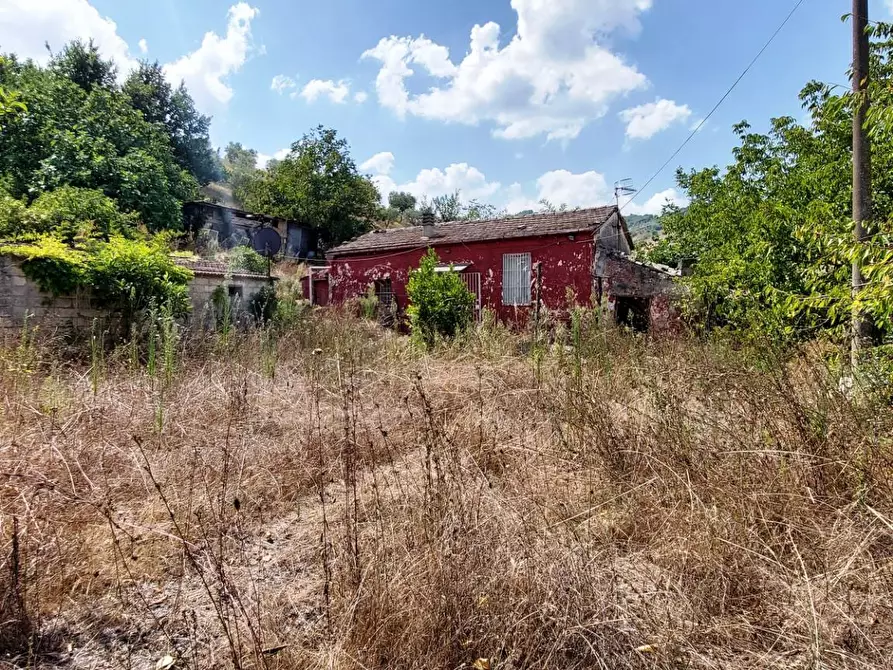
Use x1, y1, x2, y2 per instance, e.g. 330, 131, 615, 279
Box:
311, 206, 680, 333
183, 201, 318, 260
0, 255, 271, 335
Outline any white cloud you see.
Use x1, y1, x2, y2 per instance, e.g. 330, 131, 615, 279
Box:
503, 169, 612, 213
354, 91, 369, 103
360, 153, 500, 203
300, 79, 351, 104
620, 98, 692, 140
271, 74, 296, 94
0, 0, 138, 72
256, 148, 289, 169
625, 187, 689, 215
361, 0, 653, 141
164, 3, 259, 113
138, 38, 148, 55
359, 151, 395, 176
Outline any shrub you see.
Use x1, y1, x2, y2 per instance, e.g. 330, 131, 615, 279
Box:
28, 186, 134, 241
0, 234, 193, 317
249, 284, 278, 325
228, 246, 267, 274
406, 249, 475, 347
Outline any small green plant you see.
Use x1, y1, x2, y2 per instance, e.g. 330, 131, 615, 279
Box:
359, 285, 379, 321
249, 284, 278, 325
228, 246, 268, 274
406, 249, 475, 348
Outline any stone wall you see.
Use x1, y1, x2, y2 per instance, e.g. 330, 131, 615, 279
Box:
0, 255, 272, 336
602, 253, 682, 334
0, 256, 110, 335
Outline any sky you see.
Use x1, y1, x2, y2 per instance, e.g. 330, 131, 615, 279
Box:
0, 0, 885, 215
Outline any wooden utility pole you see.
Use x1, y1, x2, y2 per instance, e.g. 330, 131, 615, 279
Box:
852, 0, 871, 365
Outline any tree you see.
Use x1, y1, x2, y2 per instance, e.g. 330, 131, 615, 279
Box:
221, 142, 260, 203
124, 62, 220, 184
388, 191, 416, 212
49, 40, 116, 92
646, 23, 893, 341
240, 126, 380, 248
406, 249, 475, 347
432, 191, 463, 222
0, 48, 197, 231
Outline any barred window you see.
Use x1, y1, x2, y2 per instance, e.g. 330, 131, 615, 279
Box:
502, 253, 531, 306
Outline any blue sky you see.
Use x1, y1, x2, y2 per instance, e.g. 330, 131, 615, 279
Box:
2, 0, 885, 214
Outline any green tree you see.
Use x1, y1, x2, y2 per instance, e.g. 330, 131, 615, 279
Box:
406, 249, 475, 347
221, 142, 260, 203
29, 186, 133, 241
240, 126, 380, 248
0, 49, 197, 231
124, 62, 220, 184
432, 191, 462, 222
647, 23, 893, 341
388, 191, 416, 212
49, 40, 116, 92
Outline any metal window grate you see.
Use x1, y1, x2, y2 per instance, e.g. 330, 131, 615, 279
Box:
374, 279, 393, 307
502, 253, 531, 306
460, 272, 482, 322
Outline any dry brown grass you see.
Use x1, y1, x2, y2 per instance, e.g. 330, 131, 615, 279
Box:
1, 312, 892, 669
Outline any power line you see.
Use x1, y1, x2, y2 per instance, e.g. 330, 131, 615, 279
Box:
622, 0, 808, 212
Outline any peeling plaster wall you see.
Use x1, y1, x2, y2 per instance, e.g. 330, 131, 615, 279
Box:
329, 232, 596, 324
601, 254, 681, 334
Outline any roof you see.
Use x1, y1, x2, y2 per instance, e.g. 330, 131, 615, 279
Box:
184, 200, 309, 229
328, 206, 621, 258
173, 258, 273, 280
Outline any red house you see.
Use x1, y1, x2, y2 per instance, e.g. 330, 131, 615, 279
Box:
319, 206, 679, 332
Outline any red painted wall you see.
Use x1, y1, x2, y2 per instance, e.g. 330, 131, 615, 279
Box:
328, 232, 595, 323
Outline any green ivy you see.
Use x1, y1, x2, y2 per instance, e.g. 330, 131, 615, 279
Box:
0, 234, 193, 316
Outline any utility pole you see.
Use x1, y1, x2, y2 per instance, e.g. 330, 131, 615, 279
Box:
852, 0, 871, 366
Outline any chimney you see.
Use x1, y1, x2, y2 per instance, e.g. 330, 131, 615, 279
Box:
421, 210, 437, 238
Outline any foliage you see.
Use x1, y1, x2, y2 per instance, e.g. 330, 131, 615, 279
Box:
432, 191, 463, 222
646, 22, 893, 343
249, 284, 278, 325
0, 44, 200, 231
227, 245, 267, 274
49, 39, 117, 93
28, 186, 134, 240
221, 142, 260, 203
0, 235, 192, 315
388, 191, 416, 212
123, 61, 220, 185
406, 249, 475, 347
240, 126, 380, 248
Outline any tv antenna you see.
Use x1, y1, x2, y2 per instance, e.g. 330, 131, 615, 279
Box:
614, 178, 637, 209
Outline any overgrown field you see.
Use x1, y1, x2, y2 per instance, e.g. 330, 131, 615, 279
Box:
1, 314, 892, 669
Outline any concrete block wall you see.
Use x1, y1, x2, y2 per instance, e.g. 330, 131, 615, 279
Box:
0, 257, 110, 335
0, 256, 271, 336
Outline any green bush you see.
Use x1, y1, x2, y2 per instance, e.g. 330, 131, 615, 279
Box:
0, 234, 193, 317
0, 189, 32, 238
28, 186, 134, 241
228, 246, 267, 274
406, 249, 475, 348
249, 284, 278, 325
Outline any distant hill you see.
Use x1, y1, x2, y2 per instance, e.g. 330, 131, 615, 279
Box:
626, 214, 663, 242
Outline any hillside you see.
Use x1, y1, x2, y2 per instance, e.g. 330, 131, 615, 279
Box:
626, 213, 663, 242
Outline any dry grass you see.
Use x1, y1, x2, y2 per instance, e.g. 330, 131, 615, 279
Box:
1, 312, 892, 669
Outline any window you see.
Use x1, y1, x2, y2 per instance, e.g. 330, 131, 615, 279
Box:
228, 285, 244, 301
374, 278, 393, 307
502, 253, 531, 306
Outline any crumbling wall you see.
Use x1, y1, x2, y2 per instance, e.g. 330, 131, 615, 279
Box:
602, 254, 681, 334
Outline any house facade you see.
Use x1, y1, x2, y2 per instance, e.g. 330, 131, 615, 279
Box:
320, 206, 680, 333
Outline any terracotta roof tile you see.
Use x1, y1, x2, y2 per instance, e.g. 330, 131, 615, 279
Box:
328, 206, 619, 258
173, 258, 271, 280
